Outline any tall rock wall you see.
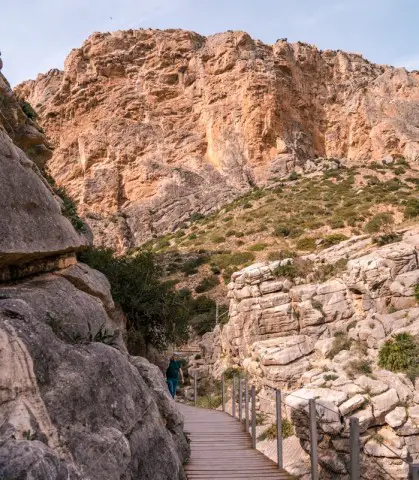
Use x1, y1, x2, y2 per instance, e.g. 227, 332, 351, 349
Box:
0, 79, 189, 479
194, 231, 419, 478
16, 28, 419, 250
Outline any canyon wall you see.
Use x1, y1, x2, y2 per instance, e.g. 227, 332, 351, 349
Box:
16, 28, 419, 250
194, 231, 419, 478
0, 77, 189, 479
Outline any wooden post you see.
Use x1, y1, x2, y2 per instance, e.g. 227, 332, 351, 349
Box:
194, 372, 197, 407
309, 399, 319, 480
221, 373, 225, 412
232, 374, 236, 418
350, 417, 360, 480
276, 390, 283, 469
238, 375, 242, 422
245, 377, 249, 432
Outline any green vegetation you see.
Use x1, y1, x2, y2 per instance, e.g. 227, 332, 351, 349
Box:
79, 248, 191, 353
273, 259, 312, 280
373, 233, 402, 246
195, 275, 220, 293
295, 237, 317, 251
327, 331, 352, 359
345, 359, 373, 379
378, 333, 419, 379
196, 394, 223, 409
405, 199, 419, 218
21, 100, 37, 120
257, 419, 294, 441
322, 234, 348, 248
364, 213, 394, 234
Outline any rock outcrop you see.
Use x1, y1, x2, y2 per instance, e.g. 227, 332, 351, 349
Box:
193, 229, 419, 478
0, 77, 189, 479
16, 29, 419, 250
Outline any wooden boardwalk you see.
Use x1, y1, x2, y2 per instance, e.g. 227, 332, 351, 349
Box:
178, 404, 295, 480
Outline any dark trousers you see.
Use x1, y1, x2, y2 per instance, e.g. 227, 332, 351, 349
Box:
167, 377, 178, 398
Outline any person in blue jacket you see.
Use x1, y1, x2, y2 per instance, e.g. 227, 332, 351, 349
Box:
166, 352, 184, 399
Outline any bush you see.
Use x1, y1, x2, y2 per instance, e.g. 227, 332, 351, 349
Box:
364, 213, 394, 234
345, 359, 372, 379
211, 235, 226, 243
189, 212, 205, 222
405, 199, 419, 218
288, 171, 299, 181
258, 419, 294, 441
378, 333, 419, 377
327, 331, 352, 359
180, 256, 208, 275
329, 219, 345, 229
373, 233, 402, 246
21, 100, 37, 120
55, 187, 87, 233
195, 275, 220, 293
248, 243, 267, 251
211, 252, 255, 270
196, 395, 223, 409
322, 234, 348, 248
274, 259, 312, 280
296, 237, 317, 251
267, 250, 297, 261
78, 248, 191, 352
223, 367, 245, 380
312, 259, 348, 282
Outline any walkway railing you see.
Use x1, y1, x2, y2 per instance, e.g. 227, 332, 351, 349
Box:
191, 371, 419, 479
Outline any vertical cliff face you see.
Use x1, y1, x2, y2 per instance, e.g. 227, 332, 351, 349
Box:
0, 78, 189, 479
16, 28, 419, 250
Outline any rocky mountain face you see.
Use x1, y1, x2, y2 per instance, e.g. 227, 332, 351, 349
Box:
191, 229, 419, 478
16, 28, 419, 251
0, 80, 189, 479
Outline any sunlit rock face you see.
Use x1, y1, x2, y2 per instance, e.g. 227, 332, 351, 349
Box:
16, 28, 419, 250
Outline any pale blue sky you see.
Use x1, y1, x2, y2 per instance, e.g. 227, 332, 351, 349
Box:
2, 0, 418, 86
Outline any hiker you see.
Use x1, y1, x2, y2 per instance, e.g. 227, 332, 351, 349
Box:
166, 352, 184, 399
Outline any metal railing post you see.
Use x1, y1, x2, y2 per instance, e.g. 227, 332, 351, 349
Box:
276, 389, 283, 469
350, 417, 360, 480
309, 399, 319, 480
251, 385, 256, 448
221, 373, 225, 412
194, 372, 197, 407
245, 377, 249, 432
410, 465, 419, 479
232, 374, 236, 418
238, 375, 242, 422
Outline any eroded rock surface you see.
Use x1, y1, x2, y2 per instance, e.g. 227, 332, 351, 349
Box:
16, 29, 419, 249
192, 229, 419, 478
0, 75, 189, 479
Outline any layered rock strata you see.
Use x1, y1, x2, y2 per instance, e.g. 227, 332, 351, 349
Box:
193, 230, 419, 478
0, 81, 189, 479
16, 29, 419, 249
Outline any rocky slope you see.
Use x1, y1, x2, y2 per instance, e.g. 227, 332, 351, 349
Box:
191, 229, 419, 478
0, 76, 189, 479
16, 28, 419, 250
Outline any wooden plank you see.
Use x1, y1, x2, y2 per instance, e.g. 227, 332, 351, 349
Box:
178, 404, 295, 480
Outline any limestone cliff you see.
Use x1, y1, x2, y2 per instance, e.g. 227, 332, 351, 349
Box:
191, 230, 419, 478
16, 29, 419, 250
0, 78, 189, 479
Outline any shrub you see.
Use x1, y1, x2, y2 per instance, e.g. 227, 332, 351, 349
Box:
212, 252, 255, 270
295, 237, 317, 251
312, 259, 348, 282
195, 275, 220, 293
248, 243, 267, 252
329, 219, 345, 229
223, 367, 245, 380
405, 199, 419, 218
327, 331, 352, 359
180, 256, 208, 275
378, 333, 419, 376
324, 374, 339, 382
345, 359, 372, 379
188, 233, 197, 240
322, 234, 348, 248
415, 284, 419, 302
373, 233, 402, 246
78, 248, 191, 352
189, 212, 205, 222
274, 259, 313, 280
21, 100, 37, 120
288, 171, 299, 181
55, 187, 87, 233
197, 395, 223, 409
242, 202, 252, 209
267, 250, 297, 261
211, 235, 226, 243
258, 419, 294, 441
364, 213, 394, 234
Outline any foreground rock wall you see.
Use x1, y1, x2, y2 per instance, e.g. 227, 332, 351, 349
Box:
195, 230, 419, 478
16, 28, 419, 249
0, 83, 189, 479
